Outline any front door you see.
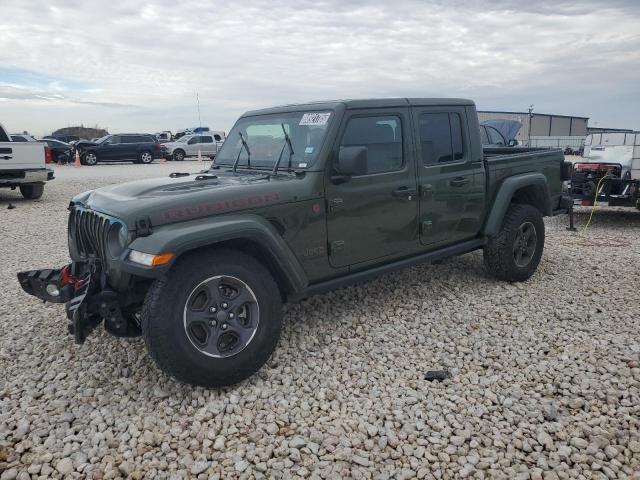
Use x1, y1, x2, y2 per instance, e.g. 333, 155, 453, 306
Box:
98, 135, 125, 159
412, 107, 485, 246
326, 109, 418, 268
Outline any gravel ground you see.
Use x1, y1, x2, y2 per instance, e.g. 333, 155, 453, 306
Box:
1, 163, 639, 480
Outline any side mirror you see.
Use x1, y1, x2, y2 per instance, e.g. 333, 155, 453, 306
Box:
508, 139, 518, 147
333, 146, 368, 182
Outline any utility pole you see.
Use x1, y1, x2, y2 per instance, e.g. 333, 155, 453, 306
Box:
196, 92, 202, 129
527, 104, 534, 146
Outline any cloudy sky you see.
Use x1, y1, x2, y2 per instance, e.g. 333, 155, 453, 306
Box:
1, 0, 639, 136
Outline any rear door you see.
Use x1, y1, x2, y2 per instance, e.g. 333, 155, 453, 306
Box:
199, 135, 216, 155
412, 107, 485, 246
325, 108, 418, 268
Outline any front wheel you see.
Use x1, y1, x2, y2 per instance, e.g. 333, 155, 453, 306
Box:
141, 249, 282, 387
173, 150, 185, 161
83, 152, 98, 166
484, 204, 545, 282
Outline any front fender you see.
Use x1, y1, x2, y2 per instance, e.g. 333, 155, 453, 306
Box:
120, 214, 308, 294
482, 173, 551, 236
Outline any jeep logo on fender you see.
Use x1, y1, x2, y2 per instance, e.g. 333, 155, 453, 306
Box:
162, 192, 282, 221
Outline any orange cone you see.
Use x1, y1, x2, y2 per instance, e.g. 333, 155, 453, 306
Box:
74, 150, 81, 168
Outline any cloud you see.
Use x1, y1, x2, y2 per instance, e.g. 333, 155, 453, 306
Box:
0, 0, 638, 135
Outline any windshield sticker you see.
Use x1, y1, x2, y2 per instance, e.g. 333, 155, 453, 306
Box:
298, 162, 308, 168
299, 112, 331, 126
304, 146, 314, 154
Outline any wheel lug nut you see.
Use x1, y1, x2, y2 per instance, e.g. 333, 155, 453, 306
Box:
221, 323, 228, 330
210, 320, 217, 327
221, 302, 228, 309
229, 313, 235, 319
209, 306, 217, 313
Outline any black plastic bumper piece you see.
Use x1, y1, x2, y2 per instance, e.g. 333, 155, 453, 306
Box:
17, 268, 73, 303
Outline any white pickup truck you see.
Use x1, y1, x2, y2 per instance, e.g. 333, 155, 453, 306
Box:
0, 123, 54, 199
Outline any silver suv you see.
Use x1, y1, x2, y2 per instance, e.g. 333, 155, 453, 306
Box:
162, 134, 222, 161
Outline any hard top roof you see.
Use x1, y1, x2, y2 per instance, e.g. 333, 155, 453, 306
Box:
242, 98, 474, 117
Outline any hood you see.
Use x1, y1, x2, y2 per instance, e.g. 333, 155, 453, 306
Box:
72, 169, 315, 230
481, 119, 522, 141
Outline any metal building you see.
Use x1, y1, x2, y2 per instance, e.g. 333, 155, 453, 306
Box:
477, 110, 589, 146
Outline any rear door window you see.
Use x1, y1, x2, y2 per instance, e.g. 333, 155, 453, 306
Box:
201, 136, 213, 144
480, 126, 490, 145
419, 113, 465, 164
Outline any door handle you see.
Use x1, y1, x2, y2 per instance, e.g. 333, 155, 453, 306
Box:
392, 186, 417, 200
449, 177, 469, 187
1, 156, 12, 160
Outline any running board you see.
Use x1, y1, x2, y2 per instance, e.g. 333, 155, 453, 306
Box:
294, 238, 485, 301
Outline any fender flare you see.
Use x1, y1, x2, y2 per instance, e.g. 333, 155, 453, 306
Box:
482, 173, 551, 236
123, 214, 308, 294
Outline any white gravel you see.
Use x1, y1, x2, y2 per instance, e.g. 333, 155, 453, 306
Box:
1, 162, 639, 479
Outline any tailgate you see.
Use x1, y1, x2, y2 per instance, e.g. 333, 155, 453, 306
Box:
0, 142, 45, 170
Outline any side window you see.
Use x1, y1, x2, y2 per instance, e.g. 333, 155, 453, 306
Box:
487, 126, 505, 146
187, 136, 200, 145
136, 135, 151, 143
480, 126, 490, 145
340, 115, 403, 174
201, 136, 213, 144
419, 112, 465, 164
11, 135, 27, 142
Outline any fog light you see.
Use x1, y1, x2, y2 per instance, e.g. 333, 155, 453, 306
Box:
46, 283, 60, 297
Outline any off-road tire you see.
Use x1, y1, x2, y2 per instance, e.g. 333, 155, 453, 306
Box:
141, 249, 282, 387
173, 149, 185, 161
19, 184, 44, 200
483, 203, 545, 282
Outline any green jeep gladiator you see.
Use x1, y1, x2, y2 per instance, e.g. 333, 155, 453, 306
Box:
18, 98, 573, 387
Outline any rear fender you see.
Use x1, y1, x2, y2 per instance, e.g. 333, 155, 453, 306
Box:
482, 173, 551, 236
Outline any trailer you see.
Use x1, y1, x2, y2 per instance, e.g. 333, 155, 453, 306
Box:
569, 132, 640, 209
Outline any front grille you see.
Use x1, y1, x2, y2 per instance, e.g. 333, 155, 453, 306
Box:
70, 208, 112, 260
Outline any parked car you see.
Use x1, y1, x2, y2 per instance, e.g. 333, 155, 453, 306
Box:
480, 120, 521, 147
44, 134, 80, 143
17, 97, 573, 387
75, 134, 162, 165
162, 134, 219, 161
10, 133, 39, 142
1, 123, 54, 199
39, 139, 75, 164
155, 131, 173, 143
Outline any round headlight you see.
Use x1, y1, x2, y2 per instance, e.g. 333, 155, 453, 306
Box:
107, 222, 128, 258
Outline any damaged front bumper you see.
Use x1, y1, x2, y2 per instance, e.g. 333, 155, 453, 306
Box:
17, 260, 141, 343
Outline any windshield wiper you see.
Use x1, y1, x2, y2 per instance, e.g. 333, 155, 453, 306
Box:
232, 132, 251, 173
271, 123, 295, 176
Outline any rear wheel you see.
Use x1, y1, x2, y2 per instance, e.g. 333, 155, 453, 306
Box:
19, 184, 44, 200
173, 150, 185, 161
484, 204, 545, 282
139, 151, 154, 164
141, 249, 282, 387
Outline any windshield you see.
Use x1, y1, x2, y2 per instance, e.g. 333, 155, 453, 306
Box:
176, 135, 191, 143
95, 135, 110, 144
214, 111, 333, 169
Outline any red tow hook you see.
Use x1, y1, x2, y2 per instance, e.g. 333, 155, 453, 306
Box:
60, 265, 88, 291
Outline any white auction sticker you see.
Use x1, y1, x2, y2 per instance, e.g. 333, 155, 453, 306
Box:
299, 112, 331, 126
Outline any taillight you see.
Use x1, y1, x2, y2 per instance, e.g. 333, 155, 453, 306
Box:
153, 143, 161, 150
562, 161, 573, 181
44, 145, 53, 164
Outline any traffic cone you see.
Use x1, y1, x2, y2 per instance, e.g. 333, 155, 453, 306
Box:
74, 150, 81, 168
197, 149, 203, 164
